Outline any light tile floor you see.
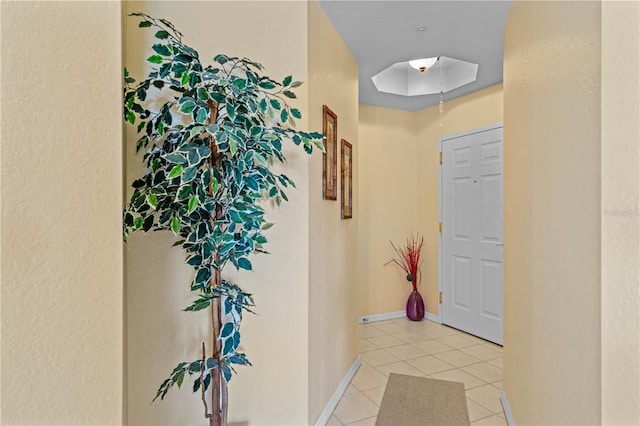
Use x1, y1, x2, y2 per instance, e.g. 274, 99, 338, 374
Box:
328, 318, 506, 426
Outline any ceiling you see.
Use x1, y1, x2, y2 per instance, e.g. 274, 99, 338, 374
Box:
318, 1, 512, 112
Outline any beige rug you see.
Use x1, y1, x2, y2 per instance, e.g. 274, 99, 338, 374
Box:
376, 373, 470, 426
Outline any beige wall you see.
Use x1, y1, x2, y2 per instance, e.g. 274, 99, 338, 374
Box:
307, 1, 360, 422
601, 1, 640, 423
503, 2, 602, 423
124, 2, 311, 425
0, 2, 124, 424
416, 84, 503, 315
358, 106, 419, 316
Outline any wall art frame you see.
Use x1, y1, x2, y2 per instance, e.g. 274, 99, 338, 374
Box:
322, 105, 338, 200
341, 139, 353, 219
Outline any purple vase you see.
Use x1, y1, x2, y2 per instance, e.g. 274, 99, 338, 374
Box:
406, 289, 425, 321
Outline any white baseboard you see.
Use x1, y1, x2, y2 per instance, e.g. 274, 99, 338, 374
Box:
501, 390, 516, 426
313, 356, 361, 426
358, 311, 440, 324
425, 312, 440, 323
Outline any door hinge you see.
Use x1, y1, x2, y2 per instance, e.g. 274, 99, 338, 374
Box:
439, 151, 443, 164
439, 222, 443, 234
439, 291, 443, 304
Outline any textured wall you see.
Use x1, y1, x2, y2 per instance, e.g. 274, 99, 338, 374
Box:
124, 2, 311, 425
307, 1, 360, 422
601, 1, 640, 423
1, 2, 124, 424
358, 105, 420, 317
503, 1, 602, 423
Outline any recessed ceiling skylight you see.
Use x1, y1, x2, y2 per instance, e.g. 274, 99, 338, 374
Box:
371, 56, 479, 97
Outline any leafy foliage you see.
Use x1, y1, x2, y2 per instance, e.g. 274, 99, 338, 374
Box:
123, 13, 323, 403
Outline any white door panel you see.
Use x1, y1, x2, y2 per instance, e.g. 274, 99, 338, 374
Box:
440, 126, 503, 345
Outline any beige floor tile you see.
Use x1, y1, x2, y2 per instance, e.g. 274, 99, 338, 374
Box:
333, 393, 380, 425
438, 334, 478, 349
358, 326, 387, 339
374, 323, 406, 334
466, 384, 503, 413
422, 327, 457, 339
344, 384, 359, 395
384, 344, 428, 360
351, 367, 389, 391
375, 361, 425, 378
434, 350, 482, 367
487, 357, 503, 369
327, 414, 343, 425
491, 381, 503, 390
430, 368, 486, 390
466, 398, 494, 421
358, 339, 380, 353
360, 349, 400, 367
462, 363, 503, 383
366, 335, 405, 348
363, 386, 387, 406
461, 345, 502, 361
407, 355, 455, 375
393, 331, 430, 344
471, 414, 508, 425
345, 416, 378, 426
412, 339, 454, 354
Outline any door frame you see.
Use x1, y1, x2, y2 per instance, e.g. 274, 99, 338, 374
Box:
437, 122, 504, 325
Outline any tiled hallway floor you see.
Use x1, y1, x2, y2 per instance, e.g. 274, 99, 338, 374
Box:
328, 318, 507, 426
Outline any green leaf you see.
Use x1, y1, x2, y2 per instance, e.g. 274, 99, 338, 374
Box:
167, 165, 184, 179
282, 75, 292, 87
226, 104, 236, 121
165, 153, 187, 164
237, 257, 252, 271
259, 80, 276, 90
283, 90, 297, 99
187, 195, 199, 214
180, 101, 196, 114
147, 55, 163, 64
269, 99, 281, 110
193, 378, 201, 393
221, 323, 234, 338
181, 72, 190, 86
291, 81, 303, 88
152, 43, 171, 56
177, 185, 192, 201
195, 107, 208, 124
139, 20, 152, 28
280, 109, 288, 122
155, 30, 169, 39
134, 216, 143, 229
259, 99, 267, 112
214, 54, 228, 64
170, 217, 180, 235
176, 372, 184, 388
146, 194, 158, 209
291, 108, 302, 119
197, 87, 208, 101
229, 139, 238, 156
181, 166, 197, 183
142, 215, 154, 232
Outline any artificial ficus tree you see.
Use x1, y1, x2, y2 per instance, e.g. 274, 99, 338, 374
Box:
123, 14, 323, 426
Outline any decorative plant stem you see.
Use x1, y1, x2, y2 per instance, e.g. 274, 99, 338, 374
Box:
386, 235, 424, 290
123, 13, 323, 426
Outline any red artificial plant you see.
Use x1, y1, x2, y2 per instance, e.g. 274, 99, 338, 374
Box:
386, 235, 424, 291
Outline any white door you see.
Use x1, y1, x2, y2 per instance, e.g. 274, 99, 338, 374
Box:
440, 125, 503, 345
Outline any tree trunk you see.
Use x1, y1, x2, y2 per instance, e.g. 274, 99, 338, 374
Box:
207, 101, 227, 426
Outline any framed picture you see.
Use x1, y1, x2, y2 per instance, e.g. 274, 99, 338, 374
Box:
322, 105, 338, 200
341, 139, 353, 219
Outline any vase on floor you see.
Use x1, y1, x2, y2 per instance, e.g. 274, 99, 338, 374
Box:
406, 288, 425, 321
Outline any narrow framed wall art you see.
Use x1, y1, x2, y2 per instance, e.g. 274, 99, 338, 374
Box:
322, 105, 338, 200
341, 139, 353, 219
